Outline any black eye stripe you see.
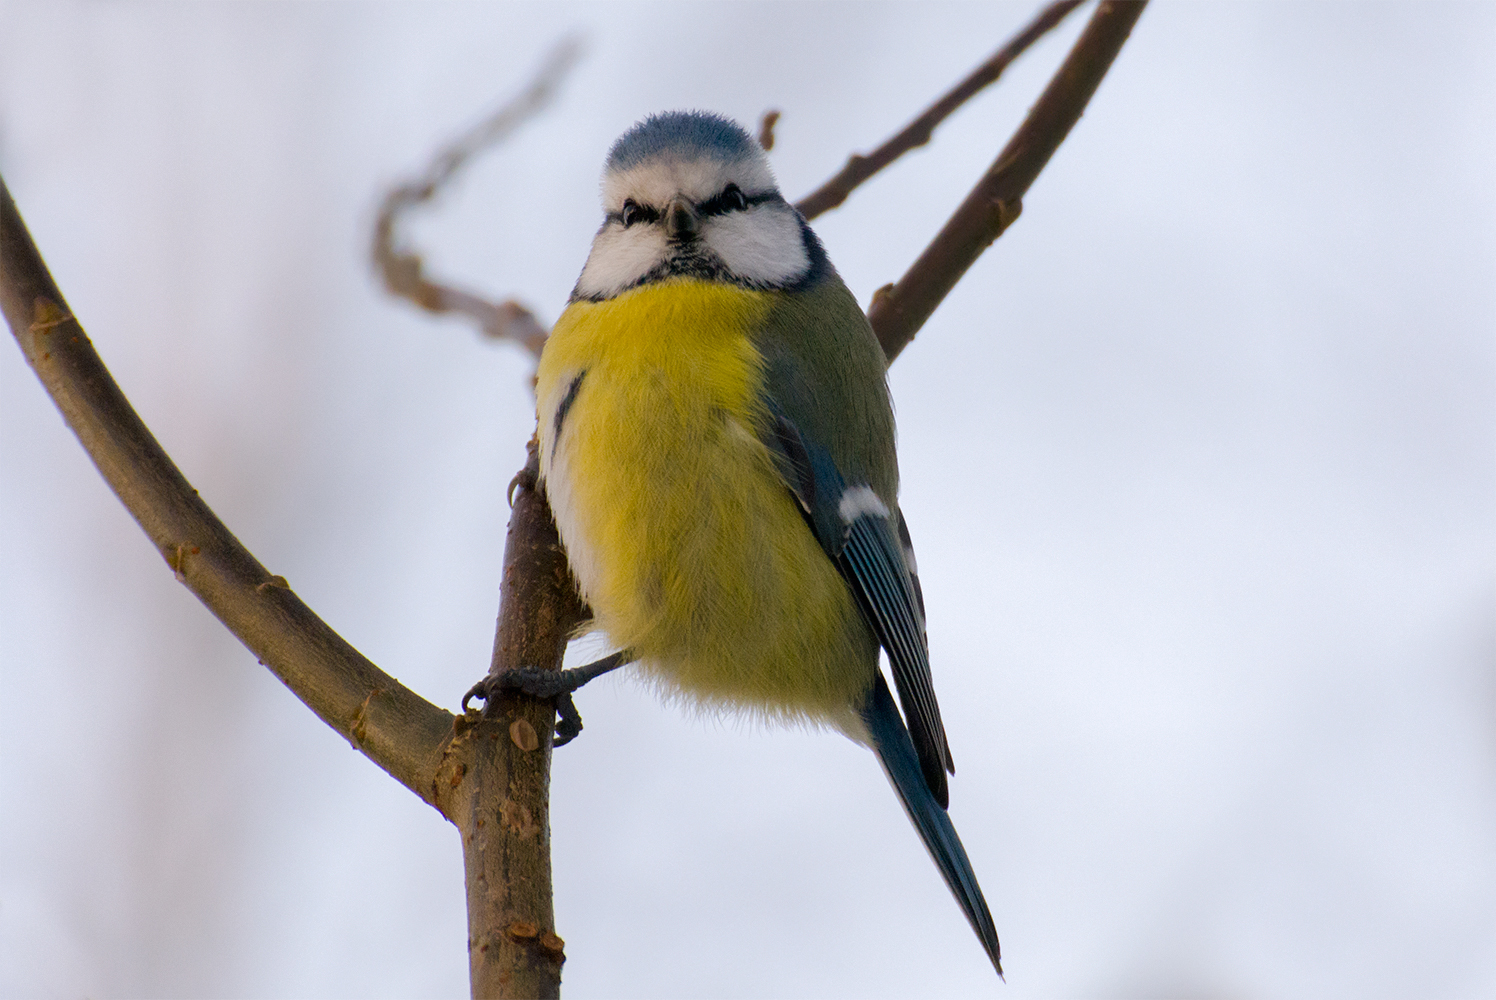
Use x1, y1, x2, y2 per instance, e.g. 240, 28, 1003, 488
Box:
699, 186, 780, 218
724, 184, 749, 213
612, 189, 783, 226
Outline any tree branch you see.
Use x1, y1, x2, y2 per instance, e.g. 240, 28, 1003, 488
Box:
0, 176, 456, 806
868, 0, 1148, 363
449, 442, 582, 1000
794, 0, 1086, 222
372, 39, 580, 357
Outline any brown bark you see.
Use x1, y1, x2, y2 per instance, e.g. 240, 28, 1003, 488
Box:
440, 445, 583, 999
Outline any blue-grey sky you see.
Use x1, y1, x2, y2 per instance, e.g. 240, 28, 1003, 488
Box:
2, 3, 1493, 997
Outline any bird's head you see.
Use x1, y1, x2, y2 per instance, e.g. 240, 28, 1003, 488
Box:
572, 111, 822, 301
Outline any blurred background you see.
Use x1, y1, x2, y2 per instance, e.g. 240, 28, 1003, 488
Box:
2, 2, 1492, 997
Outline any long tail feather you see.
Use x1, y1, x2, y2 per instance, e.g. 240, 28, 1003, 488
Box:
862, 673, 1003, 977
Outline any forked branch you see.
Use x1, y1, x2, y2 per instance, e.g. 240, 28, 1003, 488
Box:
1, 170, 567, 998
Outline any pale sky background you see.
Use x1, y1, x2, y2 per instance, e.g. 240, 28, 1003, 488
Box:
1, 2, 1493, 998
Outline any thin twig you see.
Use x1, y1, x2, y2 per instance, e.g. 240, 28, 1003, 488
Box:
0, 176, 457, 804
794, 0, 1086, 222
756, 110, 781, 151
868, 0, 1148, 363
372, 39, 581, 358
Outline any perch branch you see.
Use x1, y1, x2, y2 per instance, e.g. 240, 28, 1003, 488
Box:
451, 443, 582, 1000
373, 39, 580, 358
868, 0, 1148, 363
0, 176, 457, 804
794, 0, 1085, 222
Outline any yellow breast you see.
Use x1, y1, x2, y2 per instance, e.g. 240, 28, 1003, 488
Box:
536, 279, 874, 727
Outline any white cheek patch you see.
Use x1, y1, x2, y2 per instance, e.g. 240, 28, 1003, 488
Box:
575, 222, 669, 300
838, 485, 891, 523
579, 152, 806, 298
702, 205, 810, 287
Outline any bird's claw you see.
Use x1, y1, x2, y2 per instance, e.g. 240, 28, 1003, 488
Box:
461, 651, 630, 746
552, 693, 583, 747
507, 450, 541, 508
506, 469, 532, 508
461, 666, 587, 746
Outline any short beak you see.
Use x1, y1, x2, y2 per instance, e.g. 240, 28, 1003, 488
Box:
664, 196, 700, 241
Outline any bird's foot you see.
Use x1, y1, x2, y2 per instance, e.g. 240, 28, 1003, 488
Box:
461, 651, 631, 747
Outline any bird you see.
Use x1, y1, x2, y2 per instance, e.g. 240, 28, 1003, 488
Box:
520, 110, 1001, 975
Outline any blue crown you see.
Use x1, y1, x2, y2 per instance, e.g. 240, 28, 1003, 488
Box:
607, 111, 757, 171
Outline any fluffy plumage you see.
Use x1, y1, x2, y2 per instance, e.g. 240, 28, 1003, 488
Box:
539, 281, 874, 731
535, 112, 1001, 975
575, 112, 814, 301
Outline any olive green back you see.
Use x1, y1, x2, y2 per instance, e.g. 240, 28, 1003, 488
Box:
753, 274, 899, 502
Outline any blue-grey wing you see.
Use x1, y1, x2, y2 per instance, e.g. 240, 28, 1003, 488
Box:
763, 404, 955, 807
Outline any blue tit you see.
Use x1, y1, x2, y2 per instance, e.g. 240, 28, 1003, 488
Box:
533, 111, 1001, 975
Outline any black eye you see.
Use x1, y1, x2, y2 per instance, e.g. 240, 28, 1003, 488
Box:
723, 184, 748, 212
620, 200, 642, 227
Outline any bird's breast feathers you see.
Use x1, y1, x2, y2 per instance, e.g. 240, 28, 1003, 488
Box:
536, 278, 874, 725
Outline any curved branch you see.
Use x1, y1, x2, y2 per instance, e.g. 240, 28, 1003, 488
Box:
373, 39, 581, 357
794, 0, 1086, 222
0, 176, 456, 807
869, 0, 1148, 363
